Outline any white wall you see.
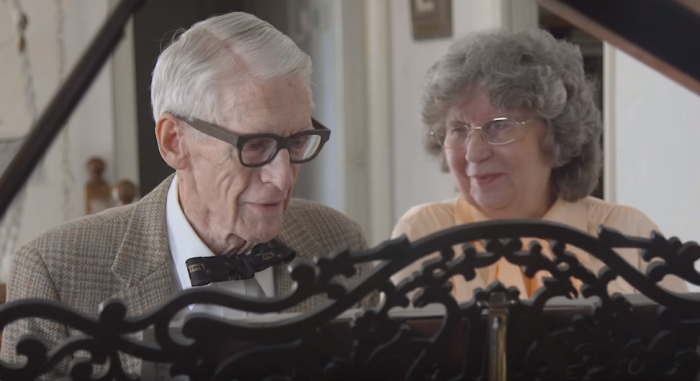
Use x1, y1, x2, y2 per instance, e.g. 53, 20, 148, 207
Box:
611, 48, 700, 248
110, 6, 140, 187
0, 0, 116, 281
289, 0, 344, 213
290, 0, 373, 241
365, 0, 393, 246
389, 0, 504, 224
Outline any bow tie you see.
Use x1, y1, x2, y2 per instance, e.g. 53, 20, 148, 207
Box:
185, 239, 296, 287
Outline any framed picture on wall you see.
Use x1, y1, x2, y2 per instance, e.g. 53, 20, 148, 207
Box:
410, 0, 452, 40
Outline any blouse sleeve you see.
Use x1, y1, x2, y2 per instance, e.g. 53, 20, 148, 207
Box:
632, 213, 689, 293
603, 204, 689, 293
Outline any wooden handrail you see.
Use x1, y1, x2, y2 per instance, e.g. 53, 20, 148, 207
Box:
674, 0, 700, 18
536, 0, 700, 97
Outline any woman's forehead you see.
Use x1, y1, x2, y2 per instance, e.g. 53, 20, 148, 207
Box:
446, 93, 536, 123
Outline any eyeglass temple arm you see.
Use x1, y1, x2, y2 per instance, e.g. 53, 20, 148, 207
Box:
312, 117, 330, 130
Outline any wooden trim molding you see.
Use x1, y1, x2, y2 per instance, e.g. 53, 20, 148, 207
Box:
364, 0, 393, 246
602, 43, 617, 203
536, 0, 700, 97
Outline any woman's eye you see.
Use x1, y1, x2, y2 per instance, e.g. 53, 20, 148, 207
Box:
448, 125, 469, 135
488, 120, 516, 134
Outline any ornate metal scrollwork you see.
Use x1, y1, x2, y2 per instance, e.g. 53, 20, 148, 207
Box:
1, 220, 700, 380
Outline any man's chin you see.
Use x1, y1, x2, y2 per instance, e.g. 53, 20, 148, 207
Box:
239, 206, 286, 241
248, 231, 279, 245
241, 221, 283, 244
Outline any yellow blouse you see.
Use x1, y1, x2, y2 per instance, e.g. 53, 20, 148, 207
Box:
391, 196, 688, 300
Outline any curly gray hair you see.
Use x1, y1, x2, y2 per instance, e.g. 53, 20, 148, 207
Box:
422, 28, 602, 202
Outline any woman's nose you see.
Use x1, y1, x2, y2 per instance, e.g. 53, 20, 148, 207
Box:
464, 130, 492, 163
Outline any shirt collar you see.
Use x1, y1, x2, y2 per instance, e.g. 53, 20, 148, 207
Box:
455, 195, 588, 233
166, 174, 216, 291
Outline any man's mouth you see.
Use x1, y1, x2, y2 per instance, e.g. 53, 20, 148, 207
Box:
249, 200, 285, 209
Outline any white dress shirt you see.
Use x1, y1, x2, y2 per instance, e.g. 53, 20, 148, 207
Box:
165, 175, 274, 319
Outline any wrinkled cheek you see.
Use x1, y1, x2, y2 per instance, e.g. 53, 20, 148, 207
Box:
446, 152, 469, 190
212, 184, 234, 209
223, 169, 252, 204
212, 182, 245, 226
446, 150, 465, 171
283, 195, 292, 214
234, 203, 249, 224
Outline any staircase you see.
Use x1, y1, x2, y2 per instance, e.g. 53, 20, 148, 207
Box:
536, 0, 700, 96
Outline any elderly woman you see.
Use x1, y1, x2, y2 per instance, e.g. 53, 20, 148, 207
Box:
392, 29, 687, 299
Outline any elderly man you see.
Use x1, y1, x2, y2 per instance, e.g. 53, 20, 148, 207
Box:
1, 11, 373, 377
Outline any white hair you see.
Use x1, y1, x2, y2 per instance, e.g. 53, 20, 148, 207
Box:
150, 12, 313, 123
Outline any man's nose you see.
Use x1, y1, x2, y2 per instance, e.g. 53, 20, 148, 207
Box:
464, 130, 493, 163
260, 149, 295, 190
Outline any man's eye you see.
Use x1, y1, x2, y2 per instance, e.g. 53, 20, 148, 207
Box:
243, 138, 275, 152
291, 136, 309, 148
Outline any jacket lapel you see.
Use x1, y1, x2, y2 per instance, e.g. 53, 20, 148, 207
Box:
108, 174, 175, 318
274, 207, 324, 296
107, 179, 326, 316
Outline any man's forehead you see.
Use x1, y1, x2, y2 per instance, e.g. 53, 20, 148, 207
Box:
224, 77, 304, 102
214, 77, 312, 133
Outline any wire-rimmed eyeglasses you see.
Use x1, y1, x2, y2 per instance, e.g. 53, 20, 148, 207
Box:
431, 117, 534, 148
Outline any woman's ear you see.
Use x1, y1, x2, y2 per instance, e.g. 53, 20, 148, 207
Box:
155, 113, 189, 170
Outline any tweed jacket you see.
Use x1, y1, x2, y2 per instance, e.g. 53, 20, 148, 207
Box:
0, 175, 374, 378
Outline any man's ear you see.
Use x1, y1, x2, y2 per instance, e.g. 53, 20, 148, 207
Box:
155, 113, 189, 170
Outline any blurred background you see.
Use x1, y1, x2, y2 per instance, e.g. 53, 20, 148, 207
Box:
0, 0, 698, 287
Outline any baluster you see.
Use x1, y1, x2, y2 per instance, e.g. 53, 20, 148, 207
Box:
85, 157, 112, 214
488, 291, 509, 381
112, 179, 137, 206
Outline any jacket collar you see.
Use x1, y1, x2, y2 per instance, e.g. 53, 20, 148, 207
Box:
277, 207, 323, 261
111, 174, 173, 287
110, 173, 323, 297
274, 205, 324, 295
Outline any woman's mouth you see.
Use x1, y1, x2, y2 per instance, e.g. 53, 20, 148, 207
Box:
470, 173, 503, 186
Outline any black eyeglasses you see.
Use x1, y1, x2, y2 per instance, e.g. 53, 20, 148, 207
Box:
174, 115, 331, 168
